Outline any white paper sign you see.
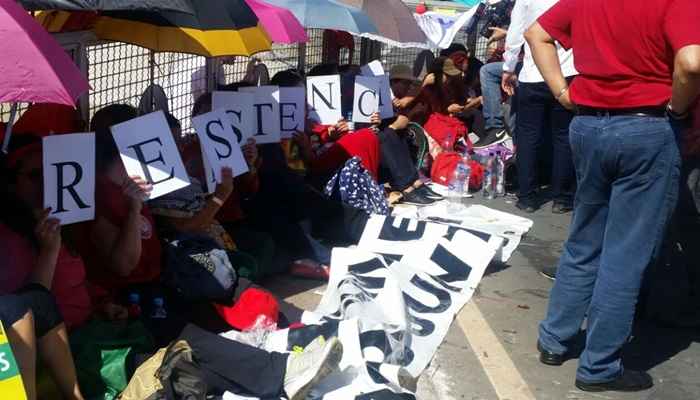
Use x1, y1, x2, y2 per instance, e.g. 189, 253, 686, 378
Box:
201, 145, 216, 195
240, 86, 281, 144
352, 76, 381, 123
110, 110, 190, 199
42, 133, 95, 225
306, 75, 342, 125
361, 62, 395, 119
212, 91, 255, 145
278, 87, 306, 139
192, 109, 249, 182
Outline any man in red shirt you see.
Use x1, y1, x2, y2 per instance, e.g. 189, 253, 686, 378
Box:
525, 0, 700, 393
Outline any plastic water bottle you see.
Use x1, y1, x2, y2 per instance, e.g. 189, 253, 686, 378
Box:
447, 152, 471, 214
495, 151, 505, 196
483, 153, 495, 199
151, 297, 167, 319
127, 293, 141, 319
442, 132, 454, 152
345, 112, 354, 132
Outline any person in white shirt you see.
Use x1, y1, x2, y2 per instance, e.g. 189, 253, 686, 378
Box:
501, 0, 578, 214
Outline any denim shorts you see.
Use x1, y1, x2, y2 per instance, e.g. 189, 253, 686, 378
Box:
0, 284, 63, 337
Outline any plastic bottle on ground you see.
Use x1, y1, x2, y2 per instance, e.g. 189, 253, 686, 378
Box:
483, 153, 495, 199
448, 152, 471, 214
495, 151, 505, 196
151, 297, 167, 319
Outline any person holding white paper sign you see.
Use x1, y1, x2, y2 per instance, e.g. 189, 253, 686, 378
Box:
74, 105, 162, 296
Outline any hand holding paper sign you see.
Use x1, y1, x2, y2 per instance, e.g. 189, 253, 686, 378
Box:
192, 109, 249, 181
242, 138, 258, 167
110, 111, 190, 200
214, 167, 234, 201
352, 76, 381, 123
34, 208, 61, 253
122, 175, 153, 212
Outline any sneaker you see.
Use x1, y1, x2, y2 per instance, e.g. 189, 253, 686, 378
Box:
284, 336, 343, 400
414, 185, 444, 200
552, 201, 573, 214
290, 259, 330, 280
515, 200, 537, 213
401, 189, 437, 206
473, 128, 509, 149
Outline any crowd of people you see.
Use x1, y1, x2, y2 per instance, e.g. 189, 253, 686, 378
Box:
1, 0, 699, 398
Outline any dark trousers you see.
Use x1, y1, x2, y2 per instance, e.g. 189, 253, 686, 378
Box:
516, 80, 576, 205
0, 284, 63, 337
377, 127, 419, 191
179, 323, 288, 398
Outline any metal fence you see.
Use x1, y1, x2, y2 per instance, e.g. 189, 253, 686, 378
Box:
2, 1, 488, 134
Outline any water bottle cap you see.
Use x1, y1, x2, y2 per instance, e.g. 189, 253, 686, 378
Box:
128, 293, 140, 303
153, 297, 164, 306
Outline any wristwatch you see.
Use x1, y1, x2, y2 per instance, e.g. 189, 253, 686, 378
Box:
666, 103, 689, 120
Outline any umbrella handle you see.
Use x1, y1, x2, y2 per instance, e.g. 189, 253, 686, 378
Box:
2, 103, 19, 154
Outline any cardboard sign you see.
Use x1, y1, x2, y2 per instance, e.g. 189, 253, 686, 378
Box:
352, 76, 381, 123
192, 109, 249, 182
42, 133, 95, 225
306, 75, 342, 125
361, 61, 395, 119
278, 87, 306, 139
212, 91, 255, 145
110, 111, 190, 199
240, 86, 281, 144
0, 321, 27, 400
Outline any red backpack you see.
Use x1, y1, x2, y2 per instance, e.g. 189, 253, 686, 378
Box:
430, 152, 484, 191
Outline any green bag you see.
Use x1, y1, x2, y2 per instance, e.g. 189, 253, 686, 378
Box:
70, 320, 154, 400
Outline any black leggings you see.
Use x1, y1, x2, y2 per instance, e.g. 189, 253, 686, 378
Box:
377, 127, 419, 191
0, 284, 63, 337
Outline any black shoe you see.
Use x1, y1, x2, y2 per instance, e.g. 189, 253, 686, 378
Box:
415, 185, 444, 200
576, 370, 654, 393
539, 266, 557, 281
516, 201, 537, 213
552, 201, 573, 214
537, 342, 566, 366
473, 128, 509, 149
401, 190, 437, 206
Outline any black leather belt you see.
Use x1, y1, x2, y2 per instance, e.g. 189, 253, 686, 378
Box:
576, 106, 667, 118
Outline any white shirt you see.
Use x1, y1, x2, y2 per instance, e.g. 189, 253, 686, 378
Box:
502, 0, 577, 83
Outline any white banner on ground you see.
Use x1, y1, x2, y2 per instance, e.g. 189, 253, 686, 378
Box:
240, 86, 281, 144
192, 109, 249, 181
278, 87, 306, 139
212, 91, 255, 145
42, 133, 95, 225
110, 111, 190, 199
352, 76, 380, 123
223, 214, 500, 399
415, 8, 479, 49
307, 75, 342, 125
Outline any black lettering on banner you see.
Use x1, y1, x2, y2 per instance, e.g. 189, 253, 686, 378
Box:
127, 137, 175, 185
253, 103, 273, 136
358, 89, 377, 117
205, 119, 232, 159
224, 110, 244, 143
52, 161, 89, 213
378, 217, 427, 241
359, 330, 415, 367
429, 243, 473, 283
310, 82, 337, 111
445, 225, 490, 242
285, 320, 340, 351
279, 102, 300, 132
408, 314, 435, 337
402, 274, 453, 337
347, 258, 386, 275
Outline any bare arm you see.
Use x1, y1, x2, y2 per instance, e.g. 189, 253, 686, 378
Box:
91, 208, 143, 278
671, 45, 700, 115
166, 168, 234, 233
28, 210, 61, 288
525, 22, 573, 109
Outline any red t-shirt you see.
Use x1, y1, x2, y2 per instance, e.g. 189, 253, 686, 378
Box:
0, 224, 92, 329
76, 178, 162, 292
538, 0, 700, 108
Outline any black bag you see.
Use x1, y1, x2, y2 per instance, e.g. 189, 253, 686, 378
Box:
162, 234, 238, 302
153, 340, 207, 400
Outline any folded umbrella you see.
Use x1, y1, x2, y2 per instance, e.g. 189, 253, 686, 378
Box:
88, 0, 272, 57
245, 0, 307, 44
338, 0, 429, 48
0, 0, 89, 150
18, 0, 194, 13
264, 0, 378, 35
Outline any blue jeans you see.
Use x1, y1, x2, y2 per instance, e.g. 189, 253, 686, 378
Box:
539, 115, 681, 383
480, 61, 518, 132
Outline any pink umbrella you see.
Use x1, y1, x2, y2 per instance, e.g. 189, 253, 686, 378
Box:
245, 0, 308, 44
0, 0, 89, 151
